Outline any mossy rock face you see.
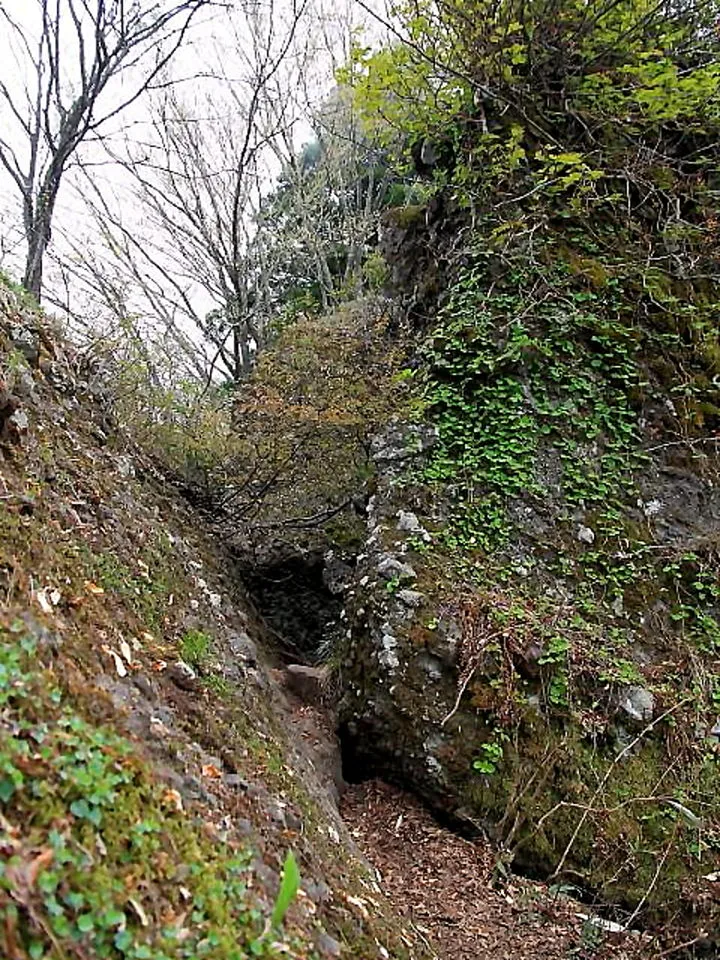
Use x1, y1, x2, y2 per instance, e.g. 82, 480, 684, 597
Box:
338, 64, 720, 928
340, 554, 720, 930
339, 403, 720, 933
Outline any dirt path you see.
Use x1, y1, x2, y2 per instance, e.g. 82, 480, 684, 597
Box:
283, 682, 664, 960
341, 780, 654, 960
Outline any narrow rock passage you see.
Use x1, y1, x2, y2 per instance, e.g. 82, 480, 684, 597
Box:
282, 653, 662, 960
340, 781, 651, 960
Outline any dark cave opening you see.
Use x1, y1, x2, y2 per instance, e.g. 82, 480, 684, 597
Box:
240, 552, 345, 663
337, 720, 380, 787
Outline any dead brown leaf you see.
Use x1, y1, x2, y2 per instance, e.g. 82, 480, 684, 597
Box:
201, 763, 222, 779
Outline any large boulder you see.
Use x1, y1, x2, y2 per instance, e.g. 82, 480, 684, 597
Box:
339, 420, 720, 932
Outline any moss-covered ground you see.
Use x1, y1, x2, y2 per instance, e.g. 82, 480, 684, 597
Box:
0, 277, 429, 960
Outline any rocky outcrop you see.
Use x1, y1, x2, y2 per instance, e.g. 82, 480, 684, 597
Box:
339, 407, 720, 933
339, 420, 488, 809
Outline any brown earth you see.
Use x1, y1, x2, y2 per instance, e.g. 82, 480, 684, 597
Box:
340, 780, 682, 960
281, 691, 685, 960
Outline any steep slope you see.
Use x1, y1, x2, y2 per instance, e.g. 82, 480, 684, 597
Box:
0, 277, 430, 960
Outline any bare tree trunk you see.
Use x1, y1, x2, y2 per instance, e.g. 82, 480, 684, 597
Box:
24, 198, 55, 298
24, 240, 46, 301
0, 0, 210, 301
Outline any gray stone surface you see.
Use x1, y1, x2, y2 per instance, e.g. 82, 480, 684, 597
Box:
285, 664, 327, 701
228, 631, 258, 666
618, 685, 655, 722
377, 555, 416, 582
370, 420, 438, 463
166, 660, 198, 690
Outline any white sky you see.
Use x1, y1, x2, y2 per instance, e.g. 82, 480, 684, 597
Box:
0, 0, 383, 357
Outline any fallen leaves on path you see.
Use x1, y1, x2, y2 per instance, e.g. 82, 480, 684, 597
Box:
341, 781, 652, 960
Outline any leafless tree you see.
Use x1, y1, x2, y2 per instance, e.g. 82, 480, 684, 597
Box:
0, 0, 212, 300
53, 0, 312, 384
47, 0, 390, 385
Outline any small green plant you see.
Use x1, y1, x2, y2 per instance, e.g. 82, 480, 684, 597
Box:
472, 736, 506, 775
179, 628, 212, 667
271, 851, 301, 930
538, 635, 570, 708
203, 673, 232, 698
598, 658, 643, 687
385, 575, 401, 595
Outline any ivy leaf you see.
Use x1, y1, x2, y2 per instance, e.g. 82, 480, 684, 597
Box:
69, 798, 91, 819
114, 930, 133, 951
77, 914, 95, 933
0, 778, 16, 802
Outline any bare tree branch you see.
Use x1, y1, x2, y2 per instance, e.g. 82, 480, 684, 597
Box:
0, 0, 213, 299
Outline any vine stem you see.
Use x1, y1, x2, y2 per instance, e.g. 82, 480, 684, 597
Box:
623, 822, 677, 931
440, 663, 479, 727
548, 697, 691, 884
440, 629, 504, 727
